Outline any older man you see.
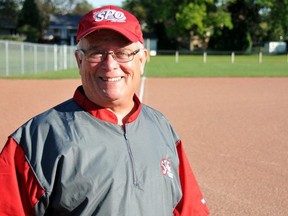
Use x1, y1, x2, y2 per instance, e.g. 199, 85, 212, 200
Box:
0, 5, 209, 216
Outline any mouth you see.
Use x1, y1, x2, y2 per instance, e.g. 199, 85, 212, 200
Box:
100, 76, 124, 82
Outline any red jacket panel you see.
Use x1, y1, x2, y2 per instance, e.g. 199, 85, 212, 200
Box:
174, 141, 209, 216
0, 137, 44, 216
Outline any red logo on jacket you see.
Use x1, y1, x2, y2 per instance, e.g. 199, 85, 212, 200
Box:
160, 158, 174, 178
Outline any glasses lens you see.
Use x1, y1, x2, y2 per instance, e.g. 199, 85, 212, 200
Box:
81, 49, 139, 63
114, 49, 131, 62
87, 50, 105, 63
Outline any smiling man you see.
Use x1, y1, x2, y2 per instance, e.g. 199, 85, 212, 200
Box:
0, 5, 209, 216
75, 29, 145, 124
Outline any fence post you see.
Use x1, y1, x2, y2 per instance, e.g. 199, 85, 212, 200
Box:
259, 51, 262, 64
45, 45, 48, 71
54, 44, 58, 71
34, 44, 37, 73
5, 41, 9, 76
203, 52, 207, 63
70, 47, 74, 68
231, 52, 235, 64
21, 43, 24, 74
146, 38, 151, 63
63, 45, 67, 69
175, 51, 179, 63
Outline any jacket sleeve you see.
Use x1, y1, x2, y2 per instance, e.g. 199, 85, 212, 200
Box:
0, 137, 45, 216
173, 140, 209, 216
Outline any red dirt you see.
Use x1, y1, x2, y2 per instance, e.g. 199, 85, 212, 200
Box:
1, 78, 288, 215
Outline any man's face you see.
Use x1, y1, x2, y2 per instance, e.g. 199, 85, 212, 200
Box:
75, 30, 147, 109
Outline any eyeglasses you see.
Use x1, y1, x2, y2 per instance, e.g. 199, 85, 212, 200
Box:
77, 48, 141, 63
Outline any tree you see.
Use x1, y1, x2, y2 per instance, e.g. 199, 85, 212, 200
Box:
36, 0, 93, 34
173, 1, 232, 49
123, 0, 232, 50
209, 0, 262, 51
17, 0, 43, 42
268, 0, 288, 42
123, 0, 178, 49
46, 0, 83, 14
72, 0, 94, 15
36, 0, 54, 31
0, 0, 19, 20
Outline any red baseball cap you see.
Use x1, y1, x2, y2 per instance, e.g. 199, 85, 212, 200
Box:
76, 5, 144, 44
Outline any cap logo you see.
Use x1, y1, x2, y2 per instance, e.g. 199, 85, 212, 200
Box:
93, 9, 126, 23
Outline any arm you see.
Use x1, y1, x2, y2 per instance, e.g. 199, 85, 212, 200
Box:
0, 137, 45, 216
173, 140, 209, 216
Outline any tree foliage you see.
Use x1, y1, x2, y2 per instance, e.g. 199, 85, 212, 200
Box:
8, 0, 92, 42
209, 0, 261, 51
268, 0, 288, 41
2, 0, 287, 50
123, 0, 287, 50
72, 0, 94, 15
0, 0, 19, 20
17, 0, 41, 28
40, 0, 82, 14
17, 0, 42, 42
123, 0, 232, 49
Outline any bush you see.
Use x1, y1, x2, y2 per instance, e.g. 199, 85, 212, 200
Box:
18, 24, 40, 42
0, 35, 23, 41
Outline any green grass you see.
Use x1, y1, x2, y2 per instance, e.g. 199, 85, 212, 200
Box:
144, 55, 288, 77
1, 54, 287, 79
2, 68, 80, 79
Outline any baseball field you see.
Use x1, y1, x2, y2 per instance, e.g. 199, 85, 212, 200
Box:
0, 76, 287, 215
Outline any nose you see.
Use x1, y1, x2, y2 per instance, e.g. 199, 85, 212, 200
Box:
102, 52, 119, 70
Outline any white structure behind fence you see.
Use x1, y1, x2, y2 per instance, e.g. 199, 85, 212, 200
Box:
0, 40, 77, 76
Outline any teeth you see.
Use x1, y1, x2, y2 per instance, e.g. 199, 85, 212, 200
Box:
102, 77, 122, 82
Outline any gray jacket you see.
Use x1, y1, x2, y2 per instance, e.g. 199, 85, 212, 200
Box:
12, 96, 182, 215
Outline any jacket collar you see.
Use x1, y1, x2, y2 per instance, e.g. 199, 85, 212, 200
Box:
73, 86, 141, 124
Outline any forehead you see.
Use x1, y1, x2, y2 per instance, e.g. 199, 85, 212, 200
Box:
83, 29, 132, 48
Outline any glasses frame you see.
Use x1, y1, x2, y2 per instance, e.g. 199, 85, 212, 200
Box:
77, 48, 141, 63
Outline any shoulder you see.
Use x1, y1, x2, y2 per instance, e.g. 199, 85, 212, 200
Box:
141, 103, 180, 141
11, 98, 81, 143
141, 103, 167, 120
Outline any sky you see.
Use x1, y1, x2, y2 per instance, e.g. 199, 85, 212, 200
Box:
87, 0, 124, 8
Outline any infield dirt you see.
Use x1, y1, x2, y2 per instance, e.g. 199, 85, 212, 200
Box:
1, 78, 287, 215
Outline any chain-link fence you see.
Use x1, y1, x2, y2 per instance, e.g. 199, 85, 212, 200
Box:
0, 40, 77, 76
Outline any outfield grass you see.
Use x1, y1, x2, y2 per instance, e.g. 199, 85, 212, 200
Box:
145, 55, 288, 77
2, 68, 81, 79
1, 54, 287, 79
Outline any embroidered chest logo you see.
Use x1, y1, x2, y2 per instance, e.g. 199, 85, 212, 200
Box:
160, 158, 174, 179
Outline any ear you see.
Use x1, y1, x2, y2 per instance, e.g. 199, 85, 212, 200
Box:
139, 49, 148, 75
75, 51, 83, 69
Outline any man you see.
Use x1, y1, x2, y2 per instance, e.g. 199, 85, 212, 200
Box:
0, 5, 209, 216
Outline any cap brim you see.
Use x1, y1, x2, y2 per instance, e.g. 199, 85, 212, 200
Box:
76, 25, 139, 43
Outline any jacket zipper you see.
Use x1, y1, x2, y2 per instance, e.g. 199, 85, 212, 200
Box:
124, 131, 138, 186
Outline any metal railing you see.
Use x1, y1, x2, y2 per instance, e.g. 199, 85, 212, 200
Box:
0, 40, 77, 76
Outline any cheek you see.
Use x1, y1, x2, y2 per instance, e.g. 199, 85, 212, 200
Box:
80, 62, 98, 76
80, 65, 89, 81
80, 65, 99, 87
123, 61, 142, 77
127, 64, 142, 88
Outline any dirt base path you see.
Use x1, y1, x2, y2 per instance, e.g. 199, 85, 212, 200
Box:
143, 78, 288, 216
1, 78, 288, 215
0, 79, 81, 145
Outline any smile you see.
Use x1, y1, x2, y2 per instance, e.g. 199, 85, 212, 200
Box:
100, 77, 123, 82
